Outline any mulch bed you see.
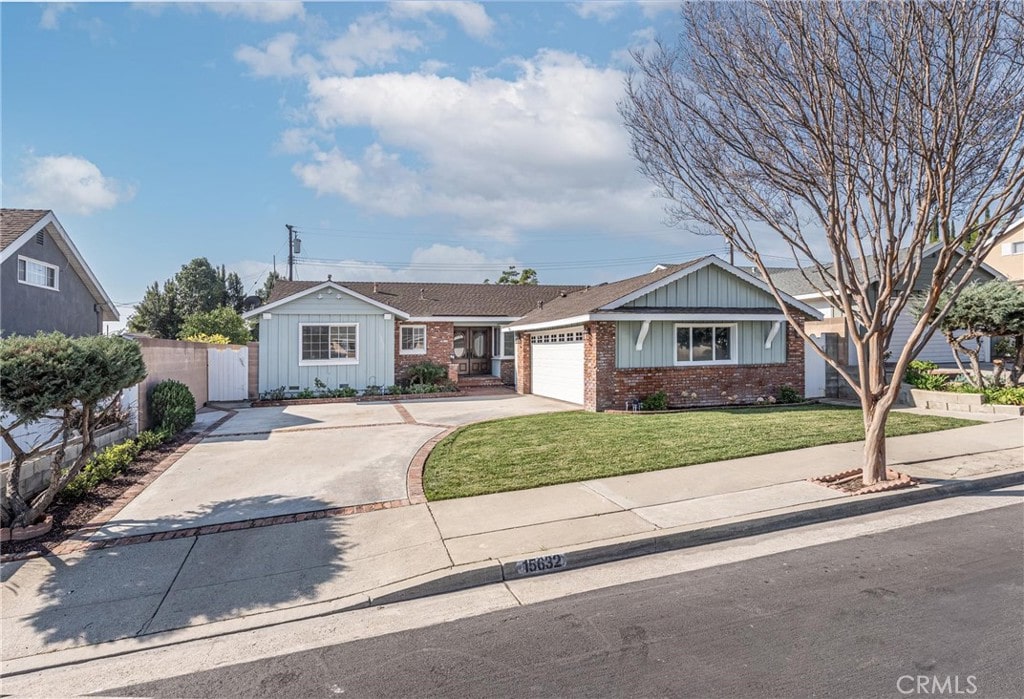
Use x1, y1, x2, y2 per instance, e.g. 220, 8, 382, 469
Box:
1, 431, 194, 559
810, 467, 916, 496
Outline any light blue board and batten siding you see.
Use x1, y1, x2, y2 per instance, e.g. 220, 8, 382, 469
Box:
615, 320, 786, 368
258, 292, 395, 392
623, 265, 778, 309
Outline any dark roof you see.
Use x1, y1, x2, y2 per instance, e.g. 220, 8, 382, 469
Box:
511, 258, 708, 326
764, 266, 836, 297
1, 209, 50, 250
266, 279, 584, 317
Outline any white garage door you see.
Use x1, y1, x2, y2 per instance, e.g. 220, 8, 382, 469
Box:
531, 328, 585, 405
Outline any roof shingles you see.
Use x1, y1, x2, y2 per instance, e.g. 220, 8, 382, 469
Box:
0, 209, 50, 250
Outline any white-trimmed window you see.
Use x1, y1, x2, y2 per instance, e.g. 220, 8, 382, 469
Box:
1009, 241, 1024, 255
675, 324, 737, 365
300, 323, 358, 365
17, 256, 59, 291
493, 328, 515, 357
400, 325, 427, 355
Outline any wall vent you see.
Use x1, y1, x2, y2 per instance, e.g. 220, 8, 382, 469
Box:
34, 230, 44, 245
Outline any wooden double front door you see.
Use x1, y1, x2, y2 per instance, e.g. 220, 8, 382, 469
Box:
453, 327, 490, 375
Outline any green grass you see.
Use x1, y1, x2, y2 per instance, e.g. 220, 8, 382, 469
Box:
423, 405, 976, 500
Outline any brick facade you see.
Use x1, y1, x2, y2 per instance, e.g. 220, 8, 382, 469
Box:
497, 358, 515, 385
515, 332, 532, 394
394, 321, 454, 382
608, 319, 805, 410
584, 322, 617, 411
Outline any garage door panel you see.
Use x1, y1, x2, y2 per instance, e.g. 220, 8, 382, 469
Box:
532, 341, 584, 405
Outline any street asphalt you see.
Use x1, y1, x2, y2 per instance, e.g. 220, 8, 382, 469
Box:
105, 503, 1024, 698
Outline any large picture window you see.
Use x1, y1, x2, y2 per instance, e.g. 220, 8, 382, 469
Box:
675, 324, 736, 365
17, 256, 59, 290
400, 325, 427, 354
300, 323, 358, 365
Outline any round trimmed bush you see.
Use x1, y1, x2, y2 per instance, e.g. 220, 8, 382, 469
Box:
150, 379, 196, 434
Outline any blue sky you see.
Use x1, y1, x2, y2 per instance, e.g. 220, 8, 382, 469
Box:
2, 1, 737, 325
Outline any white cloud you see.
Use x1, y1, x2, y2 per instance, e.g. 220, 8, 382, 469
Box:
275, 127, 326, 154
232, 244, 516, 285
235, 33, 315, 77
292, 50, 664, 238
319, 14, 423, 76
40, 3, 74, 29
570, 1, 628, 23
205, 1, 305, 23
389, 1, 494, 40
18, 155, 135, 216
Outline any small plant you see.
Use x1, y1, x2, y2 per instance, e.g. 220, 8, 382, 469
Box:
182, 333, 230, 344
339, 386, 358, 398
775, 385, 802, 404
986, 386, 1024, 405
641, 390, 669, 411
150, 379, 196, 434
262, 386, 287, 401
314, 377, 328, 389
905, 360, 950, 390
363, 385, 382, 397
61, 429, 169, 501
296, 388, 315, 399
406, 361, 448, 385
386, 385, 403, 395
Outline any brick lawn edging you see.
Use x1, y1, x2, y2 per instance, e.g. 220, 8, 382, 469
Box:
810, 467, 916, 495
407, 427, 458, 505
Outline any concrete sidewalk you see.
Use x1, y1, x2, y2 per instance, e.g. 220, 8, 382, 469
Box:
2, 414, 1021, 664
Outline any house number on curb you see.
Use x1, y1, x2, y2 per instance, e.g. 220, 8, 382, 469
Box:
515, 554, 567, 576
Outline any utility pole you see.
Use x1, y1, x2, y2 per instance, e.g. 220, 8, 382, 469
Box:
286, 224, 300, 281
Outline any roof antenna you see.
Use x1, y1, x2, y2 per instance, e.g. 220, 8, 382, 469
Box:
327, 274, 332, 282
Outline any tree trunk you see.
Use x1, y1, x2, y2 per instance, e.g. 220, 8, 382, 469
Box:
861, 398, 889, 485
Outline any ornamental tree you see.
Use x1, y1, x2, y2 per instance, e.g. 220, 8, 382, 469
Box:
1, 333, 146, 528
621, 1, 1023, 484
915, 281, 1024, 387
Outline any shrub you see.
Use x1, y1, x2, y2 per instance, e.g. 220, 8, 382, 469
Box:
406, 361, 448, 385
262, 386, 287, 401
386, 385, 403, 395
641, 390, 669, 411
985, 386, 1024, 405
296, 388, 315, 399
339, 386, 358, 398
363, 385, 382, 397
776, 385, 802, 404
177, 306, 251, 345
182, 333, 230, 344
904, 360, 949, 390
61, 429, 168, 501
150, 379, 196, 434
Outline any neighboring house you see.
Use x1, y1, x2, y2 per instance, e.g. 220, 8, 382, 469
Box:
508, 256, 820, 411
0, 209, 119, 337
982, 217, 1024, 286
243, 279, 581, 394
765, 243, 1002, 365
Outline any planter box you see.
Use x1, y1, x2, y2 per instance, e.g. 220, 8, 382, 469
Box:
910, 388, 1024, 415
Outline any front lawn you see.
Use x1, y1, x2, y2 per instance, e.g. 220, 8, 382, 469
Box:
423, 405, 975, 500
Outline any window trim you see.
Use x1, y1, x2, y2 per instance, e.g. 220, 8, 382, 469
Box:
298, 322, 359, 366
1009, 241, 1024, 255
399, 324, 427, 355
493, 327, 517, 358
673, 323, 738, 366
16, 255, 60, 291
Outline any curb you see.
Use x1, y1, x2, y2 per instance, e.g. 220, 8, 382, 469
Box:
378, 469, 1024, 601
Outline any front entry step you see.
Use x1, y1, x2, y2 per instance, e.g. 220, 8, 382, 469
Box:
457, 375, 505, 388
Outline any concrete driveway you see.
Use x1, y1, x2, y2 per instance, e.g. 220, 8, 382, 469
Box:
91, 394, 573, 540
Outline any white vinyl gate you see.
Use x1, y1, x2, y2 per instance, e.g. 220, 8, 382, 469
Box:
208, 346, 249, 401
531, 328, 585, 405
804, 335, 827, 399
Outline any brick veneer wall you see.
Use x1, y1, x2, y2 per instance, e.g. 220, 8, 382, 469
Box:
497, 358, 515, 385
394, 321, 454, 381
584, 322, 617, 412
606, 319, 806, 411
515, 332, 532, 394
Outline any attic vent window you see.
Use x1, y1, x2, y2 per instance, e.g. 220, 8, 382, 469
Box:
34, 230, 44, 245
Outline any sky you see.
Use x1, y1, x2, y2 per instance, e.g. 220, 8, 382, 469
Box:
2, 1, 741, 328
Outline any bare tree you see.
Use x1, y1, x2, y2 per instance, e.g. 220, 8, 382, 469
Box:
622, 1, 1024, 483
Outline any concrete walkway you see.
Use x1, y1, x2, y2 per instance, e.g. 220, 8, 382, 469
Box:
1, 411, 1021, 664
